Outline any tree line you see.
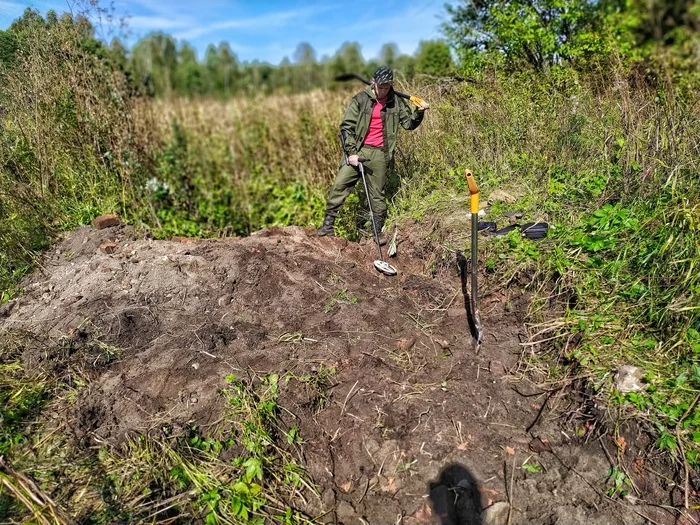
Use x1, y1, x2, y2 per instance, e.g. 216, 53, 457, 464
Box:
0, 0, 697, 99
0, 7, 455, 98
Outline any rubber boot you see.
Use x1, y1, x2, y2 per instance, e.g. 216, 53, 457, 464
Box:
374, 216, 388, 246
315, 214, 336, 237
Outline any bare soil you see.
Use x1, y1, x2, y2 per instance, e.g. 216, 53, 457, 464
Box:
0, 221, 682, 524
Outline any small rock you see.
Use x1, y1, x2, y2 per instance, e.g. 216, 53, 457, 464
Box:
615, 365, 646, 393
100, 242, 117, 255
623, 494, 640, 505
396, 336, 416, 351
218, 295, 232, 307
481, 501, 510, 525
321, 487, 336, 509
172, 236, 196, 243
378, 475, 401, 493
0, 300, 16, 319
192, 362, 200, 370
336, 501, 355, 522
92, 214, 121, 229
363, 438, 381, 457
528, 436, 552, 454
412, 502, 433, 524
503, 211, 524, 221
487, 190, 518, 205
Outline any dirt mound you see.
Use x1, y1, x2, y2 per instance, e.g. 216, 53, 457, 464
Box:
0, 223, 675, 524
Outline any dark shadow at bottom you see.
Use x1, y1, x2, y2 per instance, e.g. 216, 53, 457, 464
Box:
429, 463, 484, 525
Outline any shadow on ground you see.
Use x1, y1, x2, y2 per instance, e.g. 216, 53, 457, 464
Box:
429, 463, 483, 525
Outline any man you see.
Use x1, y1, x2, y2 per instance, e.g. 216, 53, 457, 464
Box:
315, 65, 429, 243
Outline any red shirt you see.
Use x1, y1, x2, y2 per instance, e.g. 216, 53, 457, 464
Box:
363, 100, 384, 147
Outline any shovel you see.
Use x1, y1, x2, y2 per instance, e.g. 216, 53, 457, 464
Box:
465, 169, 483, 350
334, 72, 427, 108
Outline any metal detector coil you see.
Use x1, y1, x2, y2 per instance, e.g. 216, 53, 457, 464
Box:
374, 260, 397, 276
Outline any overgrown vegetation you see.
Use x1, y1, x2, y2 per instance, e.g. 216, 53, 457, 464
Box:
0, 332, 317, 523
0, 0, 698, 520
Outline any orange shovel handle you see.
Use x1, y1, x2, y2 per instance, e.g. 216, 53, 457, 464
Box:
465, 169, 479, 214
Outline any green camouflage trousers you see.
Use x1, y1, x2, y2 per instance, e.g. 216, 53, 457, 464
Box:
324, 145, 387, 221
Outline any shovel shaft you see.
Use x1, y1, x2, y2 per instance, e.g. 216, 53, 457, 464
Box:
465, 169, 482, 350
471, 212, 478, 308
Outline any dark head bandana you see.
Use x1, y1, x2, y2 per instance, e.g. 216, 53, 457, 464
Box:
373, 66, 393, 85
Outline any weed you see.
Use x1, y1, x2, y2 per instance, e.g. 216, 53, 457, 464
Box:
335, 289, 358, 304
323, 288, 358, 313
292, 365, 337, 412
606, 467, 632, 498
278, 332, 304, 344
521, 459, 542, 474
0, 359, 316, 524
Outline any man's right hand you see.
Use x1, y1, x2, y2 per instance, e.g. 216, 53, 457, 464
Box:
347, 154, 360, 166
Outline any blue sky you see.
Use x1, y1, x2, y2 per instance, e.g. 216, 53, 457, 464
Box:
0, 0, 452, 64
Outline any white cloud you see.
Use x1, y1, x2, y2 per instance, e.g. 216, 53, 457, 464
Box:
173, 5, 333, 42
127, 15, 193, 30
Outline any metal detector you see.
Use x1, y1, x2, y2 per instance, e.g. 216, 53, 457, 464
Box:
358, 159, 397, 276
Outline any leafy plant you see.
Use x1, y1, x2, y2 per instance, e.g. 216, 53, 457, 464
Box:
606, 467, 631, 498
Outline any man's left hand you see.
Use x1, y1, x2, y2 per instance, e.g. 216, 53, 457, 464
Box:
418, 101, 430, 111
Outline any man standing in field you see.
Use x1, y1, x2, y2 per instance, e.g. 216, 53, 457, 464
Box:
315, 66, 429, 243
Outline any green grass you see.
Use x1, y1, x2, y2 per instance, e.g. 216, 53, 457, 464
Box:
0, 337, 318, 524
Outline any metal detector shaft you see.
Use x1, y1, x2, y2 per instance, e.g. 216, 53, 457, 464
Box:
339, 133, 383, 261
358, 161, 384, 262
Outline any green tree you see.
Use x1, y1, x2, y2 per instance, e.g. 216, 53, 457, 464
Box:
274, 56, 294, 93
337, 41, 365, 74
379, 43, 399, 68
175, 42, 205, 96
0, 31, 18, 68
108, 37, 128, 71
45, 9, 59, 26
9, 7, 45, 33
631, 0, 699, 46
218, 42, 239, 96
293, 42, 318, 90
394, 53, 416, 80
443, 0, 608, 70
204, 43, 220, 94
130, 33, 178, 95
414, 39, 454, 76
